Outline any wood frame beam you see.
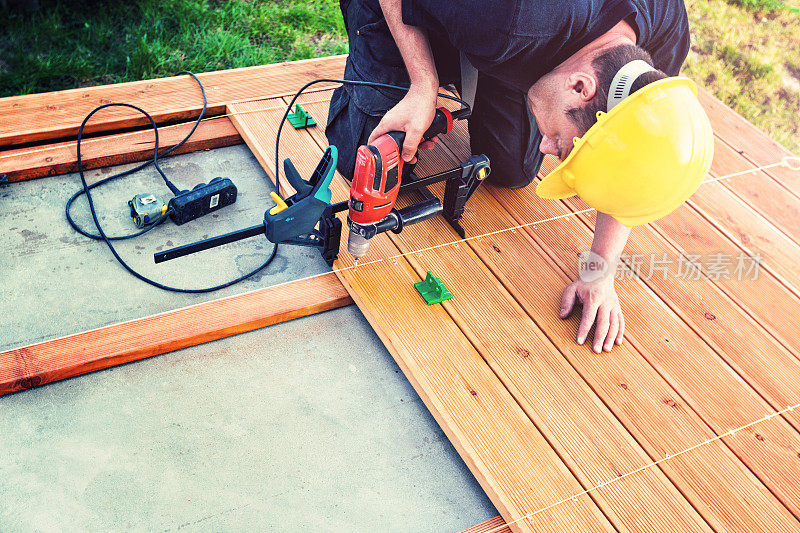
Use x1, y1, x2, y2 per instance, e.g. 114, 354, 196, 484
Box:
1, 275, 351, 396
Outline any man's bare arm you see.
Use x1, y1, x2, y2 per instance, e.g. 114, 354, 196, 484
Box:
591, 212, 631, 270
379, 0, 438, 92
369, 0, 440, 161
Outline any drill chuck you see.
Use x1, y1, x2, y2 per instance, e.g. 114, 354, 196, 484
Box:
347, 230, 372, 259
346, 198, 442, 259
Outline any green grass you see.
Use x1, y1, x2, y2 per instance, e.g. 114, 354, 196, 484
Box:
0, 0, 347, 96
684, 0, 800, 154
0, 0, 798, 154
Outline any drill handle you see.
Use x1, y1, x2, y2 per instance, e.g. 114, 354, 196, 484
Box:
423, 107, 454, 140
383, 107, 454, 155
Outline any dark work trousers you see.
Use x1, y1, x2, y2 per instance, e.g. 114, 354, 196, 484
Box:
325, 0, 545, 188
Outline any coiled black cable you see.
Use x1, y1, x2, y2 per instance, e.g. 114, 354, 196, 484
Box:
71, 72, 278, 293
67, 71, 205, 240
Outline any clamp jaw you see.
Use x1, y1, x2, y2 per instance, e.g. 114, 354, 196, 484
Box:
154, 147, 341, 267
265, 146, 336, 243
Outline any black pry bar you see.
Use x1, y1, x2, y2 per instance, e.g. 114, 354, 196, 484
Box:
154, 223, 265, 264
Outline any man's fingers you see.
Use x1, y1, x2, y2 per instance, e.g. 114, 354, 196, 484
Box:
592, 307, 611, 353
577, 303, 599, 345
604, 313, 619, 352
418, 139, 437, 150
560, 284, 578, 318
616, 311, 625, 345
402, 130, 424, 162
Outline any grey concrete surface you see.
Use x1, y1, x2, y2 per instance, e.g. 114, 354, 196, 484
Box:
2, 145, 332, 351
0, 146, 496, 532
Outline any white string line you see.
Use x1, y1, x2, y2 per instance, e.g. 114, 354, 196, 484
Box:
480, 402, 800, 533
701, 156, 800, 183
204, 157, 800, 295
0, 97, 333, 162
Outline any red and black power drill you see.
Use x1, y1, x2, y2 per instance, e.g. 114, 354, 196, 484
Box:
347, 106, 488, 259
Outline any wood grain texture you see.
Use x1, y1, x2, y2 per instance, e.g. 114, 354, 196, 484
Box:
460, 516, 510, 533
479, 163, 800, 523
0, 275, 352, 396
0, 117, 242, 183
438, 108, 800, 528
297, 94, 712, 533
696, 87, 800, 197
484, 182, 800, 530
0, 55, 346, 147
529, 154, 800, 435
704, 137, 800, 247
229, 98, 615, 533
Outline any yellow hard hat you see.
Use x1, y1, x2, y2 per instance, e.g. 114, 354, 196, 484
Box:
536, 67, 714, 227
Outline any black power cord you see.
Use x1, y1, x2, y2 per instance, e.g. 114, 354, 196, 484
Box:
273, 78, 471, 193
70, 72, 471, 293
72, 71, 279, 293
67, 71, 207, 240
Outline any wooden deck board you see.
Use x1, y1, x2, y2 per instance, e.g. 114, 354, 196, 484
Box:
296, 94, 712, 532
696, 89, 800, 198
460, 516, 510, 533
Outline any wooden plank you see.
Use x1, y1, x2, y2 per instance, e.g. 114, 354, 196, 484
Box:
228, 98, 615, 533
0, 274, 352, 396
296, 95, 712, 532
434, 116, 800, 526
460, 516, 510, 533
688, 175, 800, 299
484, 175, 800, 522
650, 198, 800, 359
697, 87, 800, 197
705, 137, 800, 247
0, 55, 346, 147
0, 117, 242, 183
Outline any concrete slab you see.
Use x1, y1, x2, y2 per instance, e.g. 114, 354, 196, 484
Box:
0, 145, 496, 531
2, 145, 330, 350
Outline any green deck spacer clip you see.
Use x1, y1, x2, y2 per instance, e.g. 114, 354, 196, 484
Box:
287, 104, 317, 129
414, 271, 453, 305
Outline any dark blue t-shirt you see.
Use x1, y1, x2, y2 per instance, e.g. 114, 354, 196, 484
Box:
401, 0, 691, 93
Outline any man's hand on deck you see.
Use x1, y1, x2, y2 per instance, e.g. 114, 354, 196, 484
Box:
560, 275, 625, 353
368, 85, 439, 163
